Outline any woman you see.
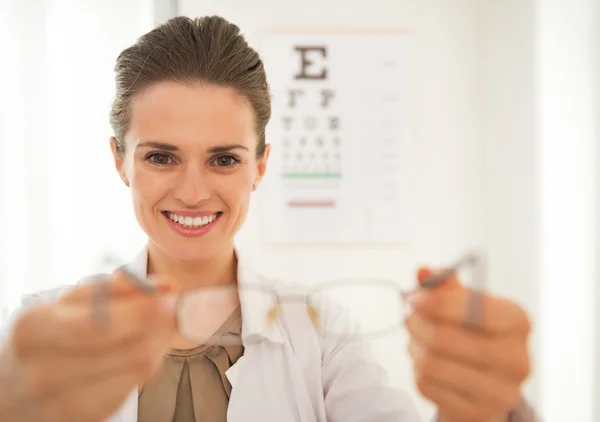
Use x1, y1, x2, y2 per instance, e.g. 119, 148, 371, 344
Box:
0, 15, 537, 422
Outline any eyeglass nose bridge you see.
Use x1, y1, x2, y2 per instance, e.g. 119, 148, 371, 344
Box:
274, 292, 310, 304
266, 292, 320, 328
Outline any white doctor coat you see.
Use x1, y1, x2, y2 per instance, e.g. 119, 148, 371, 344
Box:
1, 246, 423, 422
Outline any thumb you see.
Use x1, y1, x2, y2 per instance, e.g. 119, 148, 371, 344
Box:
60, 272, 179, 305
146, 273, 181, 294
416, 266, 462, 290
417, 267, 434, 283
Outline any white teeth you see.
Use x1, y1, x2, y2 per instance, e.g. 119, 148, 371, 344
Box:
168, 212, 218, 228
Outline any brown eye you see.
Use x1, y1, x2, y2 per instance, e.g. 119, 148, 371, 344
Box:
212, 155, 240, 167
146, 153, 173, 166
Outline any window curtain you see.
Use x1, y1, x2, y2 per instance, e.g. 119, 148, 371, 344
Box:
0, 0, 165, 321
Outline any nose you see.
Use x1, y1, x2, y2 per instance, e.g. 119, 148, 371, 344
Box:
173, 165, 210, 206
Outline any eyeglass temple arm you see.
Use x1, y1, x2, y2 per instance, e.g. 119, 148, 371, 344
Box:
116, 267, 158, 294
419, 253, 479, 289
100, 254, 158, 294
91, 265, 158, 326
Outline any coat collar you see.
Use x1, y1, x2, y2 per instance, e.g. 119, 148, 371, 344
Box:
110, 244, 287, 422
124, 244, 285, 345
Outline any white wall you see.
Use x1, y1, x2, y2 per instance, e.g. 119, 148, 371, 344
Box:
470, 1, 599, 420
42, 0, 155, 291
538, 1, 598, 421
478, 0, 540, 405
483, 2, 600, 421
0, 0, 156, 308
596, 0, 600, 415
179, 1, 485, 419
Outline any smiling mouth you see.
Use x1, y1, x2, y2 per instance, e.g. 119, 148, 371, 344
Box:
162, 211, 222, 229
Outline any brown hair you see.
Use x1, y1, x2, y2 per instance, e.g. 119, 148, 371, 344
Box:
109, 15, 270, 158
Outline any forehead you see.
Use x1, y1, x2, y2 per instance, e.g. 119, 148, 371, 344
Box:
127, 81, 257, 148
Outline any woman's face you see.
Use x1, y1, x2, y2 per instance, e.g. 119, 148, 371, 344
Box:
111, 81, 270, 263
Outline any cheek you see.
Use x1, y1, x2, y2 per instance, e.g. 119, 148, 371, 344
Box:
130, 165, 172, 206
213, 169, 254, 210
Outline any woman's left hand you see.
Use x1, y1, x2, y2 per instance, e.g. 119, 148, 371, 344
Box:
405, 268, 532, 422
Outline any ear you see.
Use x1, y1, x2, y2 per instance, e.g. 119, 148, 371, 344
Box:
110, 137, 130, 187
253, 143, 271, 191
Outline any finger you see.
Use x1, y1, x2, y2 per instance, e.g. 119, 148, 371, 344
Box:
413, 376, 492, 422
417, 267, 434, 282
1, 312, 172, 418
405, 288, 531, 336
41, 368, 142, 422
12, 293, 178, 356
0, 358, 144, 422
409, 339, 521, 416
17, 330, 170, 403
417, 267, 461, 291
405, 313, 531, 381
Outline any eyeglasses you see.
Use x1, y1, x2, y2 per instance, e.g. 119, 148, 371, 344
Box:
92, 253, 485, 347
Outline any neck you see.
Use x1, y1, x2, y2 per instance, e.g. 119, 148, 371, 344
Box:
146, 242, 238, 292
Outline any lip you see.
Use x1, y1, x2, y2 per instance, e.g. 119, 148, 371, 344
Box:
165, 210, 220, 217
162, 211, 222, 238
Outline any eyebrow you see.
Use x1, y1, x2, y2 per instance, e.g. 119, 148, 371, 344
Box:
208, 144, 250, 154
136, 141, 178, 151
136, 141, 250, 153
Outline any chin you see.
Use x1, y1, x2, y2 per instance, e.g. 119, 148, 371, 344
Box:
163, 236, 225, 264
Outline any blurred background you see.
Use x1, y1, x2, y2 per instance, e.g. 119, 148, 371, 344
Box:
0, 0, 598, 420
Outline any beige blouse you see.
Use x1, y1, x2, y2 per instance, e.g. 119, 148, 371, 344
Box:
138, 307, 244, 422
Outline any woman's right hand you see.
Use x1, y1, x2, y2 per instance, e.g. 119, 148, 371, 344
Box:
0, 271, 178, 422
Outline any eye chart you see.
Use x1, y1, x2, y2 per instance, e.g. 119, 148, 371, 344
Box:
259, 31, 411, 245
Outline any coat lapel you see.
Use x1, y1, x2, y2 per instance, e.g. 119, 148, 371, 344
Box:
107, 389, 138, 422
227, 256, 318, 422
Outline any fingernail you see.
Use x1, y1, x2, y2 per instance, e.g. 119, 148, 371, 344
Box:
147, 275, 180, 293
156, 283, 175, 293
160, 295, 178, 314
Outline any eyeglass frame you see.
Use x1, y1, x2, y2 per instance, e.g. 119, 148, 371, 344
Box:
91, 252, 485, 343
